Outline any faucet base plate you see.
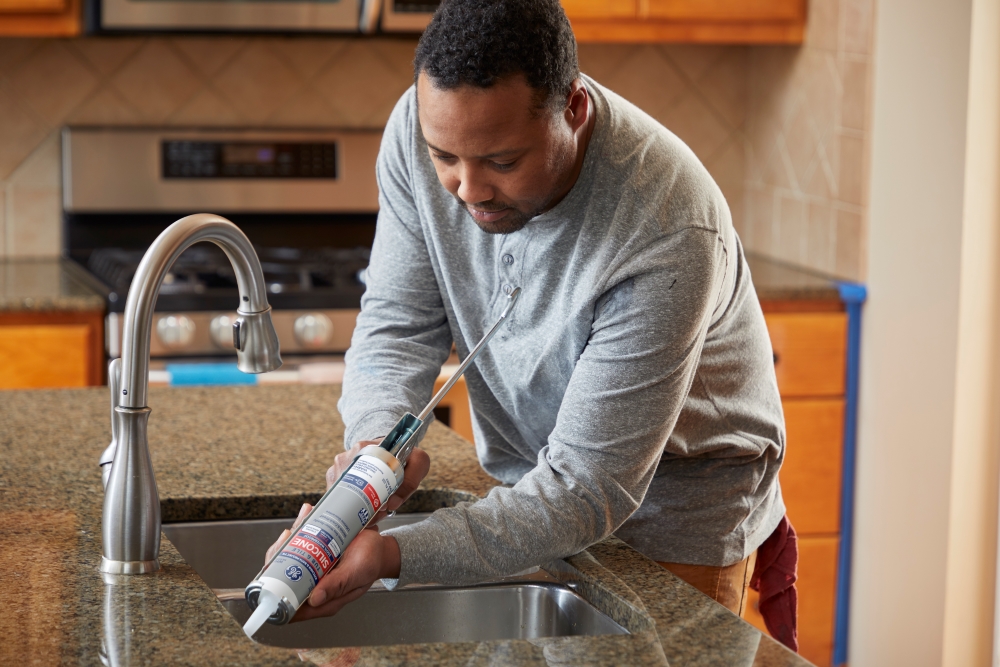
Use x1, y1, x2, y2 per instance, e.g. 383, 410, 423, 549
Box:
100, 557, 160, 575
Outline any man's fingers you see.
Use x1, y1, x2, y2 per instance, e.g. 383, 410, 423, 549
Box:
385, 448, 431, 512
325, 439, 381, 489
292, 584, 370, 622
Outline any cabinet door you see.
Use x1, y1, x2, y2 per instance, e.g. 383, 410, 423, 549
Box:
432, 375, 474, 444
764, 312, 847, 397
744, 535, 838, 667
781, 398, 843, 534
0, 325, 91, 389
642, 0, 806, 21
0, 0, 79, 35
561, 0, 637, 19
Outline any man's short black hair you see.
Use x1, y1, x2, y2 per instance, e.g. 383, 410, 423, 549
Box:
413, 0, 580, 111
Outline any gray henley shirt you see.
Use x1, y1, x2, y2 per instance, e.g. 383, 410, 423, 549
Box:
338, 75, 786, 585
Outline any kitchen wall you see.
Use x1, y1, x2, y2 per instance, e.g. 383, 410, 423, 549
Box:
0, 0, 873, 282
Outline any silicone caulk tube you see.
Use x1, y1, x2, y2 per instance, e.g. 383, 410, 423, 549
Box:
244, 444, 404, 633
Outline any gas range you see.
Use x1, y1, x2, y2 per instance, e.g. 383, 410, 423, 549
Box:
62, 128, 382, 362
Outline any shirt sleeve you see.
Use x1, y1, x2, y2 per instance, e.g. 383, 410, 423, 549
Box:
383, 225, 728, 586
338, 90, 453, 449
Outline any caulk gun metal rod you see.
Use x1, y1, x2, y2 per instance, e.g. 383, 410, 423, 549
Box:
416, 287, 521, 422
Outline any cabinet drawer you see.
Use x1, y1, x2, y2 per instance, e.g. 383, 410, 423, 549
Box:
781, 399, 843, 534
745, 535, 838, 667
562, 0, 636, 19
643, 0, 806, 21
0, 324, 91, 389
764, 312, 847, 397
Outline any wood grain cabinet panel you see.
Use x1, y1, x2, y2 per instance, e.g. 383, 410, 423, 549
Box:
0, 0, 79, 35
744, 535, 838, 667
432, 375, 474, 444
642, 0, 806, 21
0, 312, 103, 388
764, 312, 847, 397
780, 398, 844, 534
562, 0, 636, 19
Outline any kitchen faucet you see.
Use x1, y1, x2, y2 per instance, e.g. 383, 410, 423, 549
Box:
98, 214, 282, 574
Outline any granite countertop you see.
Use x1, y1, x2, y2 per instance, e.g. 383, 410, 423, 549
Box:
0, 385, 810, 666
0, 255, 837, 315
0, 259, 106, 312
746, 254, 841, 303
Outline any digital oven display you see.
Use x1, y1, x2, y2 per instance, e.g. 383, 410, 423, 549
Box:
162, 140, 337, 179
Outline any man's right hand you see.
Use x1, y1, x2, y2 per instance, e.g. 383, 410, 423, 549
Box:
264, 439, 432, 565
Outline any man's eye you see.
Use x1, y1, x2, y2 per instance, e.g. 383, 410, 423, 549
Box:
432, 153, 456, 162
492, 161, 516, 171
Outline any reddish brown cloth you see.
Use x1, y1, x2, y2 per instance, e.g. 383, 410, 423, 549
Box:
749, 515, 799, 652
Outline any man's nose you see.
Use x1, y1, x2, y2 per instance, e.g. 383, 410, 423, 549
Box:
455, 163, 494, 205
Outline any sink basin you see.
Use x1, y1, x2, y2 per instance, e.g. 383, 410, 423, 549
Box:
163, 513, 628, 648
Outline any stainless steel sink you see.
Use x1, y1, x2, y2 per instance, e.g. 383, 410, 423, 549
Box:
163, 513, 628, 648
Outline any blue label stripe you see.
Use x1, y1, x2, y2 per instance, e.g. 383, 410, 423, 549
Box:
281, 550, 320, 585
341, 474, 367, 491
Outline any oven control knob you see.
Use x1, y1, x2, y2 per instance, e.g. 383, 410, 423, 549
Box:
155, 315, 196, 349
294, 313, 333, 349
209, 314, 236, 349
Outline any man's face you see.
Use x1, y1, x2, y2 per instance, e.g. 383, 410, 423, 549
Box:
416, 72, 579, 234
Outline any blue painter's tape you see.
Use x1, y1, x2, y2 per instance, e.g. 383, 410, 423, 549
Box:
166, 363, 257, 387
832, 280, 867, 666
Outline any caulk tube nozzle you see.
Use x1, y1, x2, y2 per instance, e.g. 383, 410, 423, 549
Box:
243, 587, 280, 638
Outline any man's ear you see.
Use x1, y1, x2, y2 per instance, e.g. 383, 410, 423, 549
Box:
564, 78, 590, 133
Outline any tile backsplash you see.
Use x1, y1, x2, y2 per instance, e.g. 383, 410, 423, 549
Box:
0, 0, 872, 281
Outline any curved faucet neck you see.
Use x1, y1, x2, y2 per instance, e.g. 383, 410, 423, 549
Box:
118, 214, 271, 409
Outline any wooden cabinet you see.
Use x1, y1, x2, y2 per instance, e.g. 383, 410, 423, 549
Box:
562, 0, 806, 44
745, 304, 847, 667
0, 311, 104, 389
0, 0, 81, 36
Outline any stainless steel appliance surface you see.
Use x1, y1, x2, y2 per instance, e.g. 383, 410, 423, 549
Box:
378, 0, 440, 32
99, 0, 361, 32
63, 127, 381, 363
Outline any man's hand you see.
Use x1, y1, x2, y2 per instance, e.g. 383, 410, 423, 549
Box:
262, 438, 431, 620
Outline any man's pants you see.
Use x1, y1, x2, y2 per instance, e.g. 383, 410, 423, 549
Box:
657, 551, 757, 617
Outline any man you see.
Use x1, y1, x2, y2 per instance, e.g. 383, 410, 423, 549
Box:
276, 0, 788, 625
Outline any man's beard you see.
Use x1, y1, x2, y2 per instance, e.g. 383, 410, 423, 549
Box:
455, 196, 542, 235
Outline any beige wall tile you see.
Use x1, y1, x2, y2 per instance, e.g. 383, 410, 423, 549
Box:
696, 49, 748, 130
67, 88, 140, 125
807, 201, 836, 272
0, 81, 46, 182
805, 0, 840, 51
0, 39, 41, 73
744, 186, 775, 253
311, 41, 412, 127
661, 44, 729, 81
8, 41, 98, 127
778, 194, 808, 264
577, 44, 637, 84
170, 36, 245, 79
267, 87, 344, 127
69, 38, 144, 77
661, 94, 730, 162
8, 131, 58, 190
111, 41, 200, 123
840, 57, 869, 131
802, 132, 838, 199
370, 37, 419, 79
840, 0, 874, 55
706, 137, 745, 188
838, 132, 865, 206
0, 189, 6, 258
835, 207, 863, 279
168, 88, 242, 126
6, 187, 59, 258
211, 41, 303, 123
6, 133, 60, 259
601, 45, 687, 120
267, 37, 348, 80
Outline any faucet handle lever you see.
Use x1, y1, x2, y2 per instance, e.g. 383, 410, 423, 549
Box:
232, 319, 244, 351
99, 358, 122, 489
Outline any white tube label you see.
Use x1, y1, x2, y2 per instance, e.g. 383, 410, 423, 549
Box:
264, 454, 398, 593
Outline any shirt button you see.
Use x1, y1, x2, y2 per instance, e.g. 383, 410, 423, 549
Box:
502, 254, 514, 265
502, 284, 513, 295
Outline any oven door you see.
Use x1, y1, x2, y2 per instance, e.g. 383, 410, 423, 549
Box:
101, 0, 360, 31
